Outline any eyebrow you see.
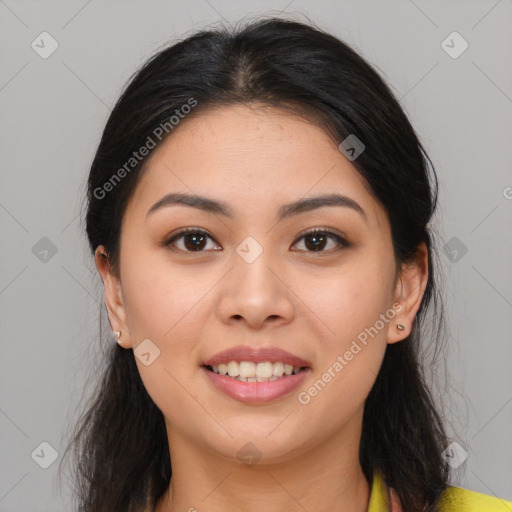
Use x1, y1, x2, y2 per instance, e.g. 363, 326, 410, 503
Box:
146, 192, 368, 223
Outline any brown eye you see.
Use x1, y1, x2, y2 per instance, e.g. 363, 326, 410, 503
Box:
163, 227, 349, 254
291, 229, 349, 253
163, 228, 220, 252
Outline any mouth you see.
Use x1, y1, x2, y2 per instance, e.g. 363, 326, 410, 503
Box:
202, 361, 310, 383
200, 346, 312, 403
200, 362, 311, 403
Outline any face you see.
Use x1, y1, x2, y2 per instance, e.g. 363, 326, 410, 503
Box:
96, 103, 426, 465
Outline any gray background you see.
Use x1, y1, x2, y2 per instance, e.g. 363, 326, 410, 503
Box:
1, 0, 511, 510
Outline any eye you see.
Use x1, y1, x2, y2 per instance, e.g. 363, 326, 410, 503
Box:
163, 227, 220, 253
291, 228, 349, 253
162, 227, 349, 254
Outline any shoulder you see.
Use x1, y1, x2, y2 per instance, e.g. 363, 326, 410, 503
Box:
438, 484, 512, 512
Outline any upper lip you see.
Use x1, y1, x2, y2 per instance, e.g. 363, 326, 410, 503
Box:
202, 345, 312, 368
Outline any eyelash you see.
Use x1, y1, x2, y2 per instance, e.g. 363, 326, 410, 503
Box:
162, 227, 349, 254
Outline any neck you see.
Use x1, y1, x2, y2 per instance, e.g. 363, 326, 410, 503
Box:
155, 412, 371, 512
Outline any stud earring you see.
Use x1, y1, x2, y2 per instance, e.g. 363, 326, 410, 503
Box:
113, 330, 123, 347
396, 324, 405, 331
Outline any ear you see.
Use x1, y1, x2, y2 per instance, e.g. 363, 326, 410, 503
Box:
387, 241, 429, 344
94, 245, 132, 349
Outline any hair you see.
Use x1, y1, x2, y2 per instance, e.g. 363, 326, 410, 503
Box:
60, 15, 452, 512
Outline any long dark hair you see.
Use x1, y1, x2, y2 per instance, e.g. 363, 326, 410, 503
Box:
59, 15, 451, 512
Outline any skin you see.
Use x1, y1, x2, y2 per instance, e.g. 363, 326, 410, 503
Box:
95, 103, 428, 512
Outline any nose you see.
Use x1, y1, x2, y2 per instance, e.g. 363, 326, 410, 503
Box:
216, 243, 295, 330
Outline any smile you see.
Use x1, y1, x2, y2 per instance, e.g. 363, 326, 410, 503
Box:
205, 360, 307, 382
201, 362, 311, 403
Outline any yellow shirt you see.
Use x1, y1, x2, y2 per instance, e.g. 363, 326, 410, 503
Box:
368, 470, 512, 512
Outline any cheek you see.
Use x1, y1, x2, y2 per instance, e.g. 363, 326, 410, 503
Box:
119, 259, 209, 424
308, 257, 395, 348
121, 254, 208, 343
296, 255, 393, 411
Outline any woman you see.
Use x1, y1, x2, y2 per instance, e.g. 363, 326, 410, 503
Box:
61, 16, 511, 512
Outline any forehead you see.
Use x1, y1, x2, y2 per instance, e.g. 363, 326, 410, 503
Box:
124, 104, 386, 230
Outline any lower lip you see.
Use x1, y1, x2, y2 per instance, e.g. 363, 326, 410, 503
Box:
200, 366, 311, 404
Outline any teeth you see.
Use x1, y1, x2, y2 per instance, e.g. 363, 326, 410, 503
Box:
209, 361, 305, 381
256, 361, 273, 378
239, 361, 256, 378
226, 361, 239, 377
272, 361, 284, 376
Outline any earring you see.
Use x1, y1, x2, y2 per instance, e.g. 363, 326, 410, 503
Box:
396, 324, 405, 331
113, 330, 123, 347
